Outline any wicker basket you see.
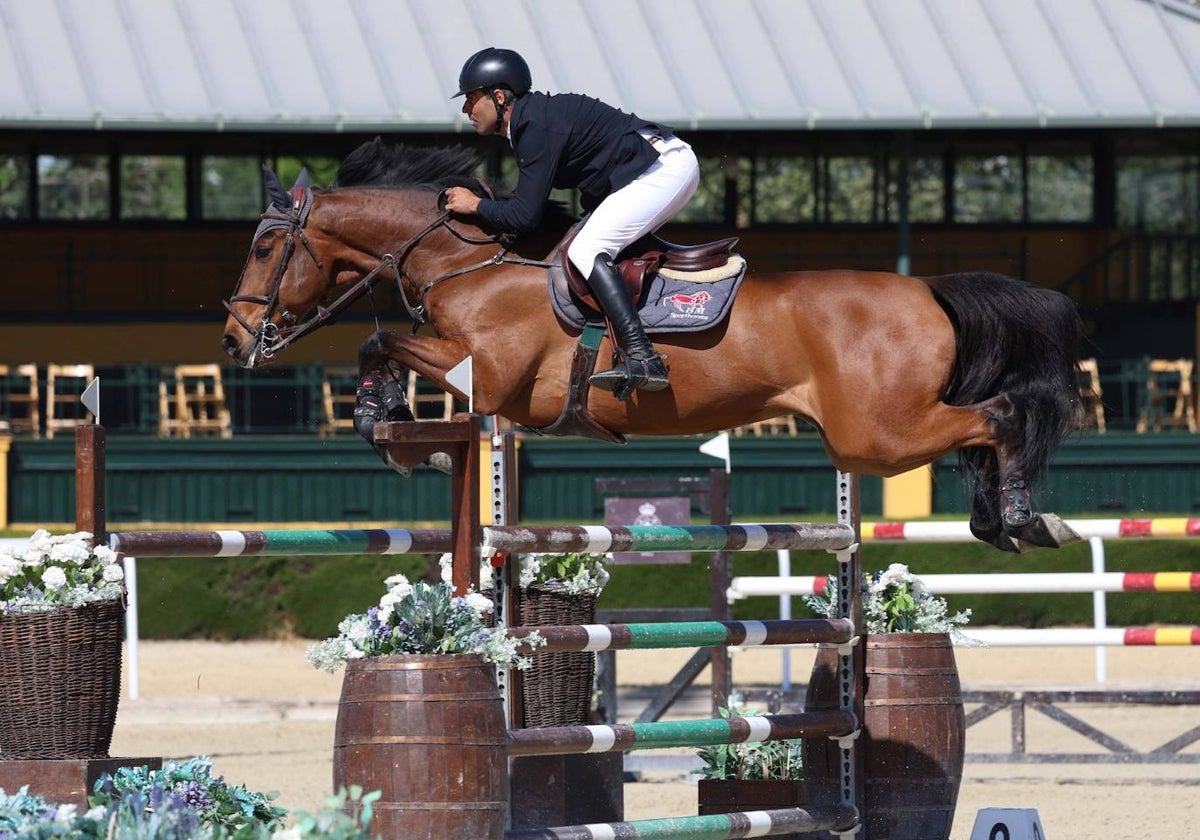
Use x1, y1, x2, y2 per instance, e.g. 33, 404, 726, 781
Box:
517, 584, 598, 728
0, 598, 124, 759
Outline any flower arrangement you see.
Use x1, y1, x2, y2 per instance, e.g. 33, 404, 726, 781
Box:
694, 701, 803, 781
803, 563, 971, 635
0, 529, 124, 614
0, 769, 376, 839
516, 552, 610, 594
90, 756, 287, 834
306, 554, 539, 673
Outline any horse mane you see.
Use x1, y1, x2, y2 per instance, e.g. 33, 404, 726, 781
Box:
335, 137, 482, 191
334, 136, 576, 232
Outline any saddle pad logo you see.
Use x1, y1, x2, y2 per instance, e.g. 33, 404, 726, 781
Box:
663, 290, 712, 316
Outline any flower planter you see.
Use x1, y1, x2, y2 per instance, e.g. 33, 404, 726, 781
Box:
332, 653, 507, 840
0, 598, 124, 759
517, 584, 599, 727
699, 779, 807, 839
802, 632, 965, 840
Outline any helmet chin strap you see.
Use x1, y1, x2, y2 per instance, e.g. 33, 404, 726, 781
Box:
488, 88, 509, 134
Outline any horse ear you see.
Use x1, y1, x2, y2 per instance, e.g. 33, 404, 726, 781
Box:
261, 165, 290, 209
293, 168, 310, 190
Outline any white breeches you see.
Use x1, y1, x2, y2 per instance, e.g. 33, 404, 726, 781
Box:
567, 130, 700, 274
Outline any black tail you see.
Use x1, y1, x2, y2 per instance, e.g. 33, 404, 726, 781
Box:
923, 272, 1083, 498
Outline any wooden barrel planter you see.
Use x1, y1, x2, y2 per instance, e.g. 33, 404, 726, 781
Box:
333, 654, 507, 839
801, 633, 965, 840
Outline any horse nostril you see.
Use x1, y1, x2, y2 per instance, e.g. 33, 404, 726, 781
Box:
220, 334, 238, 355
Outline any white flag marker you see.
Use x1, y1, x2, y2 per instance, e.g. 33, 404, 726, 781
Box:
699, 431, 730, 473
446, 357, 473, 414
80, 377, 100, 425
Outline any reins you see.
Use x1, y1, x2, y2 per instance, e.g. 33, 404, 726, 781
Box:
225, 187, 552, 361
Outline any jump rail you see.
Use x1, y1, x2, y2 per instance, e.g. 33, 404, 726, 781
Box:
504, 802, 860, 840
860, 517, 1200, 541
508, 710, 856, 757
107, 523, 855, 556
506, 618, 855, 652
729, 571, 1200, 597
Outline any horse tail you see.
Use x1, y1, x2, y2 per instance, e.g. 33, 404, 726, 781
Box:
923, 272, 1083, 494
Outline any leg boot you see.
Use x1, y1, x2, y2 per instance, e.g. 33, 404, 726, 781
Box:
584, 254, 669, 399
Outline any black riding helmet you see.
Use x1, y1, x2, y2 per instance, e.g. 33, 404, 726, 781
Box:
453, 47, 532, 98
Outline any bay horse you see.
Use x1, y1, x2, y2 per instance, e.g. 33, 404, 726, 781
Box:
221, 140, 1085, 553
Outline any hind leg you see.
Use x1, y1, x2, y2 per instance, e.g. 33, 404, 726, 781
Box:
994, 445, 1081, 550
967, 448, 1021, 553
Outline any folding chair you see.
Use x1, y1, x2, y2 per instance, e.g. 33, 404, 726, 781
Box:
0, 364, 40, 436
158, 364, 232, 438
44, 364, 95, 439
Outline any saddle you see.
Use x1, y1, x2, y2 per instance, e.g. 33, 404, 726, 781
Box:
532, 226, 746, 446
558, 224, 740, 313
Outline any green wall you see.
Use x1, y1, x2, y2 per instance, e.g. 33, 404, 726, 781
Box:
7, 431, 1200, 527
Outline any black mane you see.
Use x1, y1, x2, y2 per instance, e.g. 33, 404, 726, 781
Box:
335, 138, 481, 191
333, 137, 577, 233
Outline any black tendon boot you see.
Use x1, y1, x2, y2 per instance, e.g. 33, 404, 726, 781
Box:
584, 254, 669, 399
354, 372, 415, 474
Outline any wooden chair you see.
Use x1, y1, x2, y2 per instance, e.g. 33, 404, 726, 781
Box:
1136, 358, 1196, 433
319, 366, 360, 437
731, 415, 799, 438
158, 364, 232, 438
1077, 358, 1106, 433
0, 364, 40, 437
406, 369, 456, 420
44, 364, 95, 439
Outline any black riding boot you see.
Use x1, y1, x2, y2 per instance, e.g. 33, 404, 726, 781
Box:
584, 254, 669, 399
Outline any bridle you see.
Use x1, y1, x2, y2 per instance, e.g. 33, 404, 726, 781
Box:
223, 185, 550, 363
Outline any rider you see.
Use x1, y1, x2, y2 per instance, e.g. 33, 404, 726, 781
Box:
442, 47, 700, 400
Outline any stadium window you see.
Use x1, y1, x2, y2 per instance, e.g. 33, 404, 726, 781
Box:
201, 155, 262, 220
1116, 138, 1199, 232
120, 155, 186, 220
273, 156, 342, 191
885, 155, 945, 223
822, 156, 876, 223
37, 154, 110, 220
753, 155, 815, 224
0, 153, 31, 219
1028, 143, 1093, 223
673, 156, 737, 224
953, 145, 1022, 223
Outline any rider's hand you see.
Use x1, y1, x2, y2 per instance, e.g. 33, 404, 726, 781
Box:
444, 187, 482, 215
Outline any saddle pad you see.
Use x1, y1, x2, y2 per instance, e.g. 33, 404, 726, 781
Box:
550, 255, 747, 335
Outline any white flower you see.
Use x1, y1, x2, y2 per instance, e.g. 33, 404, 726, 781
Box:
91, 545, 117, 565
0, 554, 20, 582
53, 804, 78, 822
378, 592, 400, 618
466, 591, 494, 615
41, 566, 68, 591
272, 827, 303, 840
383, 572, 410, 589
102, 564, 125, 583
438, 552, 454, 584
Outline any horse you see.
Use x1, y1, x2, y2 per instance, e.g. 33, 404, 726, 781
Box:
221, 139, 1085, 553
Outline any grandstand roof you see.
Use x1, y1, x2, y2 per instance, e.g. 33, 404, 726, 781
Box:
0, 0, 1198, 133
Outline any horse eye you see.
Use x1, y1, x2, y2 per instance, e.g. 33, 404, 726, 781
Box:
255, 246, 271, 260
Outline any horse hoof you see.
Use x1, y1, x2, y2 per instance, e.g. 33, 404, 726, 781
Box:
426, 452, 454, 475
1008, 513, 1082, 549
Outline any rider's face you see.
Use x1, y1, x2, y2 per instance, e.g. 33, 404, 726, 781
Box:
462, 89, 503, 135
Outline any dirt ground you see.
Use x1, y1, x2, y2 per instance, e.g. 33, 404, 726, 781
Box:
89, 639, 1199, 839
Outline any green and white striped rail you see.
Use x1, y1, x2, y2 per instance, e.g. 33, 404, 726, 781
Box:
503, 801, 859, 839
507, 619, 854, 653
507, 710, 855, 757
107, 523, 856, 557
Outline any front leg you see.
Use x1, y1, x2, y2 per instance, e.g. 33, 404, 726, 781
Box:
359, 328, 473, 400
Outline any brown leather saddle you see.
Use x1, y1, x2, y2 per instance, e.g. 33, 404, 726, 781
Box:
535, 228, 741, 445
558, 226, 740, 313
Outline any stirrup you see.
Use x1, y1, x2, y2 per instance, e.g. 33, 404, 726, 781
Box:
589, 354, 669, 400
